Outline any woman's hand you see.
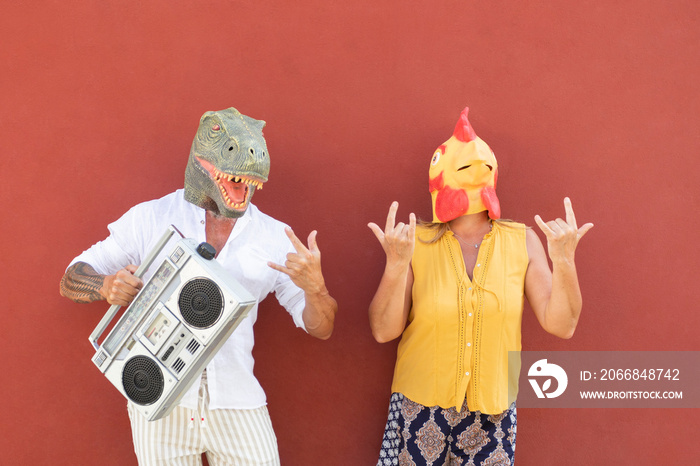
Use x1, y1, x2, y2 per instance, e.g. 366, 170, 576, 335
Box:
527, 197, 593, 339
534, 197, 593, 265
367, 202, 416, 343
368, 201, 416, 268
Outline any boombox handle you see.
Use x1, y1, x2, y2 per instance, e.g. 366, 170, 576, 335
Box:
89, 225, 184, 351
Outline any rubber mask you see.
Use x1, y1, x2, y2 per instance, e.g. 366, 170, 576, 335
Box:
428, 107, 500, 223
184, 107, 269, 218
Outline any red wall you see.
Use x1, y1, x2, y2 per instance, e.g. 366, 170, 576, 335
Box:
1, 1, 698, 464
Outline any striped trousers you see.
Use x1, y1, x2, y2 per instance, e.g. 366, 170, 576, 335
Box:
127, 371, 280, 465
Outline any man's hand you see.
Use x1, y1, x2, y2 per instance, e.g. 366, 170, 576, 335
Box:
60, 262, 143, 306
101, 264, 144, 307
268, 227, 327, 294
268, 227, 337, 340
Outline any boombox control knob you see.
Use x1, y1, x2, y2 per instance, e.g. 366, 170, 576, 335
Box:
196, 242, 216, 260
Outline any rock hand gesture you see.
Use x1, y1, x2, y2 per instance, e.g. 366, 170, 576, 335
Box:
367, 202, 416, 343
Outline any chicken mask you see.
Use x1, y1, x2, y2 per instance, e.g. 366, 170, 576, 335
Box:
184, 107, 270, 218
428, 107, 500, 223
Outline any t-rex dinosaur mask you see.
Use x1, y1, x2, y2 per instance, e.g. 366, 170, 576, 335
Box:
428, 107, 501, 223
184, 107, 270, 218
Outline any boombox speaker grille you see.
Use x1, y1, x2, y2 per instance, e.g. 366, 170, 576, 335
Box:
178, 278, 223, 328
122, 356, 164, 405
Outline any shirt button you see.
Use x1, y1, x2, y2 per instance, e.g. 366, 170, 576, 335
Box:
465, 371, 470, 376
467, 342, 472, 347
477, 263, 481, 267
468, 313, 472, 317
468, 287, 472, 291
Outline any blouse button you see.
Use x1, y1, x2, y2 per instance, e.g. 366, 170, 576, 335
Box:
467, 342, 472, 347
465, 371, 470, 376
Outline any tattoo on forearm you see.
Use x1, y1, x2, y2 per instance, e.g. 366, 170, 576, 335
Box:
60, 262, 105, 303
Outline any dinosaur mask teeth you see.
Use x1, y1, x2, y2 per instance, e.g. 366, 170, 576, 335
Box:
194, 155, 266, 210
213, 170, 264, 209
218, 181, 248, 209
213, 170, 264, 190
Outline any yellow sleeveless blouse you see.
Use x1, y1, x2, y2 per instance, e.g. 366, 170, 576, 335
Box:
391, 221, 528, 414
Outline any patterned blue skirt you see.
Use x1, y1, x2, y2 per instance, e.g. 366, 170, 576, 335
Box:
377, 393, 516, 465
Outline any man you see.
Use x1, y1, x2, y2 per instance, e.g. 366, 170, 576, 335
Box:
60, 107, 337, 465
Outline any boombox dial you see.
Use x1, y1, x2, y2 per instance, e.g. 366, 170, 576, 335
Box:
178, 278, 223, 328
196, 242, 216, 260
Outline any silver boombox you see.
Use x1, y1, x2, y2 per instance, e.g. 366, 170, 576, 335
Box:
89, 226, 255, 421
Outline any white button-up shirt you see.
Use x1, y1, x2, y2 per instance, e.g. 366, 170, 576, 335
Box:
71, 189, 306, 410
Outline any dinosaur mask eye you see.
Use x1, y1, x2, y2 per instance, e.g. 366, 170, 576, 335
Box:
431, 150, 441, 166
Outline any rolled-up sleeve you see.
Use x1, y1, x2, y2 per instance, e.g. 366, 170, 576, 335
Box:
271, 243, 307, 331
67, 204, 151, 274
68, 236, 135, 275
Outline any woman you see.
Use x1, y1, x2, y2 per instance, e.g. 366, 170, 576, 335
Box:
368, 108, 592, 465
